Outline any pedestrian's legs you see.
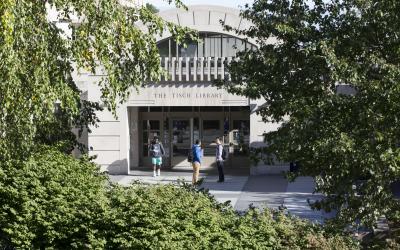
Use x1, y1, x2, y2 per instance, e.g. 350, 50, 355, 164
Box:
151, 158, 157, 177
152, 164, 157, 177
217, 161, 224, 182
156, 158, 161, 176
192, 162, 200, 184
156, 165, 161, 176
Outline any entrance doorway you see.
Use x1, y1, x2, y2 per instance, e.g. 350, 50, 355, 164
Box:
137, 106, 250, 168
171, 119, 191, 166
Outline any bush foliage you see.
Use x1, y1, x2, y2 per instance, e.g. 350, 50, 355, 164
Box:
0, 148, 358, 249
0, 147, 108, 248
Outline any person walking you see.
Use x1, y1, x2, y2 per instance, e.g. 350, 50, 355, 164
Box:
191, 139, 202, 185
149, 136, 165, 177
215, 137, 225, 182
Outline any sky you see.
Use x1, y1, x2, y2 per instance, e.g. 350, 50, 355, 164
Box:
143, 0, 255, 11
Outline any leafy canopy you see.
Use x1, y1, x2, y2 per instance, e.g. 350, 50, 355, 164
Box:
219, 0, 400, 228
0, 0, 196, 161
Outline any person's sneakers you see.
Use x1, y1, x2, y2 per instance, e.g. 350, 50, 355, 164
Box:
153, 171, 157, 177
157, 169, 160, 176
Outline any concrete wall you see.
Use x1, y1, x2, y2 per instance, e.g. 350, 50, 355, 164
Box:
83, 80, 130, 175
249, 98, 281, 149
249, 98, 285, 172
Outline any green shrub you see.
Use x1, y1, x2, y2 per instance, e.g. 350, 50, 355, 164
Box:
105, 183, 358, 249
0, 148, 358, 249
0, 147, 108, 248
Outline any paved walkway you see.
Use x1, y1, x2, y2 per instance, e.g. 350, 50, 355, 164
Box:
109, 167, 333, 223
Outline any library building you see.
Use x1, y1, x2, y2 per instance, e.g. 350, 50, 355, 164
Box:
78, 5, 279, 174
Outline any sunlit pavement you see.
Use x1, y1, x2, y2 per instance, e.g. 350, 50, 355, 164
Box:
109, 167, 333, 223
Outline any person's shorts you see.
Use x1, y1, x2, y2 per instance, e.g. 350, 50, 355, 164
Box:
151, 157, 162, 165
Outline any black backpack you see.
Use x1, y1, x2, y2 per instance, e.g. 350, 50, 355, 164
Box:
187, 148, 193, 162
150, 143, 161, 157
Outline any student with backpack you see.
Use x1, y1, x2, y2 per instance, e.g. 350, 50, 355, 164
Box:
215, 137, 226, 182
190, 139, 203, 185
149, 136, 165, 177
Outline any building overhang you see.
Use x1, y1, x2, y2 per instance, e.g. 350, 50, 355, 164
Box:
154, 5, 258, 45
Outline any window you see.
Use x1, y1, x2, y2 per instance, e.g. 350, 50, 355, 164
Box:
143, 120, 160, 130
230, 106, 250, 112
170, 39, 177, 58
178, 42, 197, 57
157, 39, 169, 58
149, 106, 162, 112
198, 36, 205, 57
232, 120, 250, 156
142, 120, 161, 157
200, 106, 223, 112
169, 106, 193, 112
233, 120, 250, 136
203, 120, 220, 130
202, 120, 221, 156
156, 33, 256, 59
139, 107, 149, 112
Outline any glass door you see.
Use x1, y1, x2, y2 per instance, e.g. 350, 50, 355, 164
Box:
201, 119, 223, 167
171, 119, 192, 167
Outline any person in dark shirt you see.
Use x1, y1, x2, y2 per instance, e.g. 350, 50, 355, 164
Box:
149, 136, 165, 177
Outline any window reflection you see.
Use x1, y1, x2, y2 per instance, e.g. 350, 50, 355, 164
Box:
232, 120, 250, 156
202, 120, 220, 156
172, 120, 190, 157
142, 120, 160, 157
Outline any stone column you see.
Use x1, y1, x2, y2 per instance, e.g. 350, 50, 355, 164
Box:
129, 107, 139, 168
108, 104, 130, 175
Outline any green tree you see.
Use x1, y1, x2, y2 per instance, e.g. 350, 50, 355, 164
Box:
0, 0, 195, 247
218, 0, 400, 229
0, 0, 196, 162
146, 3, 159, 13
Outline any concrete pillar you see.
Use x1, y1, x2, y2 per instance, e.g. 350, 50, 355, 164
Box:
220, 57, 225, 80
129, 107, 139, 168
185, 57, 190, 81
200, 57, 204, 81
214, 57, 218, 79
193, 57, 197, 81
164, 57, 169, 81
171, 57, 176, 81
207, 57, 211, 81
178, 57, 183, 81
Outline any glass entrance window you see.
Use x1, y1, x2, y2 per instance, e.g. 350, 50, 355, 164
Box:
202, 120, 221, 156
172, 120, 191, 157
232, 120, 250, 155
142, 120, 160, 157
